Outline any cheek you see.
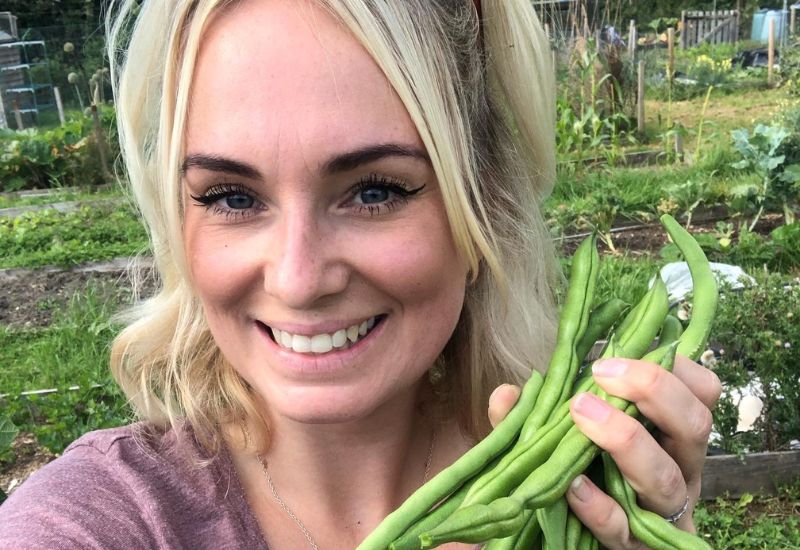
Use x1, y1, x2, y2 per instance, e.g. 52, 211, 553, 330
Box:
184, 222, 264, 309
356, 220, 467, 338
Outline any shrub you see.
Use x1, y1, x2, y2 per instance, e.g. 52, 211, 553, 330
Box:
0, 106, 118, 192
709, 272, 800, 454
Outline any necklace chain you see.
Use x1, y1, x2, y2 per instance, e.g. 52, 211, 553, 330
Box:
254, 427, 436, 550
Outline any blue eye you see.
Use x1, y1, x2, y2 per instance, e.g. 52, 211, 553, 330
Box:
358, 187, 390, 204
225, 194, 255, 209
191, 183, 263, 220
349, 174, 425, 215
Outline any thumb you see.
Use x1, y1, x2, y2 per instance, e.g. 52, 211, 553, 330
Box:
487, 384, 521, 428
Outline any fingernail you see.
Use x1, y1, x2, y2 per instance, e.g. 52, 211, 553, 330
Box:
592, 358, 628, 377
573, 393, 611, 422
570, 474, 592, 502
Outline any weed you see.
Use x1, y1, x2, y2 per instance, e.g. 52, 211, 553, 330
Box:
0, 203, 148, 269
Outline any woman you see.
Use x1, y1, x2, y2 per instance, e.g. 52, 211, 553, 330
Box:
0, 1, 721, 549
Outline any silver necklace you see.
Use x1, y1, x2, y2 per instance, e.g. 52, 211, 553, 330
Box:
255, 428, 436, 550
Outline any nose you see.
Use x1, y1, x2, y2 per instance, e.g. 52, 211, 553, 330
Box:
265, 207, 349, 309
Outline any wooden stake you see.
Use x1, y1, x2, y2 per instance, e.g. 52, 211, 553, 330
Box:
681, 11, 687, 48
53, 86, 66, 126
628, 19, 637, 58
90, 104, 112, 181
0, 95, 7, 129
791, 6, 797, 36
768, 18, 776, 86
667, 28, 675, 82
637, 60, 645, 136
12, 100, 23, 130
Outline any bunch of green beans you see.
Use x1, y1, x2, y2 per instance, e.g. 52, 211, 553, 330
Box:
357, 215, 718, 550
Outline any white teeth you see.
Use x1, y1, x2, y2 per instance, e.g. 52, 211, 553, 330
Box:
346, 325, 359, 343
310, 334, 333, 353
271, 316, 379, 354
332, 329, 347, 348
291, 334, 311, 353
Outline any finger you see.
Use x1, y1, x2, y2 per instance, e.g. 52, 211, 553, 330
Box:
566, 474, 644, 550
672, 354, 722, 409
487, 384, 520, 428
570, 392, 689, 520
590, 357, 715, 486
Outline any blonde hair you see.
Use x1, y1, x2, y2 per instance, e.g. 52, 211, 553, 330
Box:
106, 0, 559, 453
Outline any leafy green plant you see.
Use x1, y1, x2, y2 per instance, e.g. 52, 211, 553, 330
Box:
0, 203, 148, 269
710, 273, 800, 454
659, 223, 800, 274
1, 284, 132, 454
0, 106, 118, 192
695, 483, 800, 549
664, 178, 710, 227
730, 123, 799, 229
0, 416, 19, 503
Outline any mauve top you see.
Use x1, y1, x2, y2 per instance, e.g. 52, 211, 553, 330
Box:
0, 423, 270, 549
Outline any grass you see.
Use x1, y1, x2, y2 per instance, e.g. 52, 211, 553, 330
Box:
0, 202, 149, 269
0, 284, 132, 455
647, 86, 788, 144
0, 185, 123, 210
696, 481, 800, 549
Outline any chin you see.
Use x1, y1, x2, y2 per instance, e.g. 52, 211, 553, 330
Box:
264, 381, 419, 426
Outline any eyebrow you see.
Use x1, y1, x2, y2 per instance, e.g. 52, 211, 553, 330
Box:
180, 143, 430, 179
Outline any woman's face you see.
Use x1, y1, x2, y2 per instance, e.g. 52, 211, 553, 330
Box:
182, 0, 468, 424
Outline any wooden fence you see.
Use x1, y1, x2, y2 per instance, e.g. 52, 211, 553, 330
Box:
681, 10, 740, 49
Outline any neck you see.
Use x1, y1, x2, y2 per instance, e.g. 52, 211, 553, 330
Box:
225, 384, 471, 548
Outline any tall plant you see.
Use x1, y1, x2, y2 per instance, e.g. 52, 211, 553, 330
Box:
730, 124, 799, 229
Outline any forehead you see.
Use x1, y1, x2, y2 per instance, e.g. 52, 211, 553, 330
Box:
185, 0, 423, 165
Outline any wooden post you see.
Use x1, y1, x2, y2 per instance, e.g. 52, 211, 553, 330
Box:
0, 95, 7, 129
667, 28, 675, 82
53, 87, 66, 126
792, 6, 797, 36
681, 11, 687, 48
628, 19, 637, 58
768, 18, 776, 86
12, 100, 23, 130
637, 60, 645, 136
90, 104, 111, 181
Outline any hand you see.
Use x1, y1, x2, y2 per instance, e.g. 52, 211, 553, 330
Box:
565, 355, 722, 549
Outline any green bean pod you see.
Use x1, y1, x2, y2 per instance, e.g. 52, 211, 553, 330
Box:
564, 510, 582, 550
574, 298, 630, 364
602, 453, 713, 550
463, 281, 668, 509
387, 469, 480, 550
418, 498, 526, 548
357, 371, 544, 550
657, 314, 683, 347
577, 525, 596, 550
537, 496, 569, 550
521, 234, 599, 439
511, 344, 677, 510
660, 214, 718, 361
461, 377, 598, 507
615, 278, 670, 359
481, 509, 538, 550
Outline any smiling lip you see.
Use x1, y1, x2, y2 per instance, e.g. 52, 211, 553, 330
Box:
256, 315, 386, 370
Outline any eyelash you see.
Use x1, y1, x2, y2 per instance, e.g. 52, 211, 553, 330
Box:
349, 173, 425, 216
190, 183, 264, 221
190, 175, 425, 220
